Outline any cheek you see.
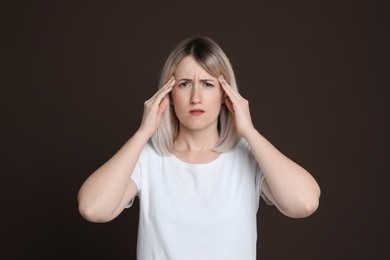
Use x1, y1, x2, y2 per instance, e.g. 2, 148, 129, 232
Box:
209, 90, 224, 104
170, 90, 180, 104
170, 91, 186, 108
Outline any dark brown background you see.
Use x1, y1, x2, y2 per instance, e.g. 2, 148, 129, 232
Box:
1, 0, 388, 259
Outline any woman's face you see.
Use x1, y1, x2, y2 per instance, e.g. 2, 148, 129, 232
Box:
171, 55, 224, 132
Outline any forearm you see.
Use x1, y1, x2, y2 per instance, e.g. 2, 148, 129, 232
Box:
77, 130, 150, 220
243, 129, 320, 217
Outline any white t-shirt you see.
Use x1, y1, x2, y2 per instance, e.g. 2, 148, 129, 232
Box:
126, 138, 270, 260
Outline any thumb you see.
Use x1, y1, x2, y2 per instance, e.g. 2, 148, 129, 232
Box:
157, 96, 170, 117
225, 97, 234, 114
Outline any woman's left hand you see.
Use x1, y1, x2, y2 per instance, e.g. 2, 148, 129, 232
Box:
219, 74, 255, 138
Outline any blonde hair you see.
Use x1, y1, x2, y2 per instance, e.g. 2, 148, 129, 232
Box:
151, 37, 240, 155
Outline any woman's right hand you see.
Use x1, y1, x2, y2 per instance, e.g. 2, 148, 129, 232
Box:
138, 76, 175, 137
78, 78, 175, 222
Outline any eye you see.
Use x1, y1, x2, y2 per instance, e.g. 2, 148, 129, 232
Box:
179, 82, 190, 88
205, 82, 214, 87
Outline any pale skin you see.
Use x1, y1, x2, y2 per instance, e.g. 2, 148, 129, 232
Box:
78, 55, 320, 223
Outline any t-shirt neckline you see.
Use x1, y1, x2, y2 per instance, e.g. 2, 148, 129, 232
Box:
169, 151, 225, 168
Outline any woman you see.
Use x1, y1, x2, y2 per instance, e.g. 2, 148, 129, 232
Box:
78, 37, 321, 259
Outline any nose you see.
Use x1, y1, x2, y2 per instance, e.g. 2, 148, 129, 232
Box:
190, 85, 202, 104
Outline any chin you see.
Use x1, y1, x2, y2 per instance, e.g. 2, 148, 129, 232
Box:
180, 120, 218, 132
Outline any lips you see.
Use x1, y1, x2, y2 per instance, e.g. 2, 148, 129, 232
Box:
189, 109, 205, 116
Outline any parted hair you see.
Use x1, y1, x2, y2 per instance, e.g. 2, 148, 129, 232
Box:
151, 37, 240, 155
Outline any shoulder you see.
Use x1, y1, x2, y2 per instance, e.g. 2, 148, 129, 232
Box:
230, 138, 258, 164
235, 138, 252, 154
140, 140, 165, 161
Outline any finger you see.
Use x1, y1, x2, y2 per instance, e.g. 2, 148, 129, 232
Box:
163, 75, 175, 88
154, 76, 175, 96
157, 96, 170, 117
218, 75, 241, 101
150, 77, 175, 103
224, 96, 234, 114
155, 80, 174, 102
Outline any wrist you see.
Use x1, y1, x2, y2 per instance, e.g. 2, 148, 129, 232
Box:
241, 127, 258, 141
134, 128, 154, 142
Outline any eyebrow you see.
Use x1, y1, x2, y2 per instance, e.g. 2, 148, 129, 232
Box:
178, 78, 214, 82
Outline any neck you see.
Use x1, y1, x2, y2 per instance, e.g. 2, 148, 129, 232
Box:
174, 125, 219, 152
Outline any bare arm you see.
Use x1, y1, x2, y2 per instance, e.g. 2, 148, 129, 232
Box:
78, 131, 149, 222
244, 129, 320, 218
219, 75, 320, 218
77, 76, 175, 222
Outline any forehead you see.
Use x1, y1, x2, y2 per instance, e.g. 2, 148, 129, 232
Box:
174, 56, 214, 78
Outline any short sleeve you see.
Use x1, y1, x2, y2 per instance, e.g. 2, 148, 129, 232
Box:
125, 155, 142, 208
241, 137, 273, 206
131, 159, 142, 192
255, 166, 273, 205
